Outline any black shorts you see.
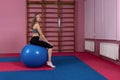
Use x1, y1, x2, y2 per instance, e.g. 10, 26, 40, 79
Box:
30, 36, 53, 48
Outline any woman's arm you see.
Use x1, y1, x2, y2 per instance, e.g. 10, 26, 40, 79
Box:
36, 24, 48, 42
35, 23, 53, 46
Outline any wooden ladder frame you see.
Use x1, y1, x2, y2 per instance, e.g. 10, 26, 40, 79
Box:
26, 0, 76, 52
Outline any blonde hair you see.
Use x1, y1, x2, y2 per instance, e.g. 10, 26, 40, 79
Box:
31, 13, 39, 29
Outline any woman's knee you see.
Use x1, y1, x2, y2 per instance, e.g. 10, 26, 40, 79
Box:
49, 46, 53, 49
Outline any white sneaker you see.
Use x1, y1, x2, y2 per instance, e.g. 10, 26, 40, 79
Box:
46, 62, 56, 68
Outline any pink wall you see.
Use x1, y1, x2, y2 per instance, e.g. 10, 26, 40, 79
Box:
84, 0, 117, 40
76, 0, 84, 52
0, 0, 26, 53
0, 0, 84, 53
84, 0, 95, 39
117, 0, 120, 40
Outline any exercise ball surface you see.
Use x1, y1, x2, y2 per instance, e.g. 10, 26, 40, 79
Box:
21, 44, 48, 67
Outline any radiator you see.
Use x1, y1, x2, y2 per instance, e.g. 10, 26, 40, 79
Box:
85, 40, 95, 52
100, 42, 119, 60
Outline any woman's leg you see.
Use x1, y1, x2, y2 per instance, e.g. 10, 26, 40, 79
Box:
47, 48, 55, 68
30, 38, 55, 68
47, 48, 52, 62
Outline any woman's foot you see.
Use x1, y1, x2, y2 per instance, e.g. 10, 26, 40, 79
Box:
46, 61, 56, 68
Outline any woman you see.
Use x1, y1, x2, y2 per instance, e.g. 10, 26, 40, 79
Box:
30, 13, 55, 68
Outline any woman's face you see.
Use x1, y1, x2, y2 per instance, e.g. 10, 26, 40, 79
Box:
36, 14, 41, 22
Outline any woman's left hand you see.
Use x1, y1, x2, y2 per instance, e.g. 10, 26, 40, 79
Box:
47, 42, 53, 46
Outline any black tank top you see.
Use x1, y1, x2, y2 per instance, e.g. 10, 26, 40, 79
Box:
32, 29, 40, 36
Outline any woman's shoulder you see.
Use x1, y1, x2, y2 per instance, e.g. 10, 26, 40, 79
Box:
35, 22, 39, 26
33, 22, 40, 28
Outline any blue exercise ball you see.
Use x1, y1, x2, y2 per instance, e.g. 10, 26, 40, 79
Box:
21, 44, 48, 67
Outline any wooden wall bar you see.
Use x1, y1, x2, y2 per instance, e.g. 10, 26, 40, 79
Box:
26, 0, 75, 52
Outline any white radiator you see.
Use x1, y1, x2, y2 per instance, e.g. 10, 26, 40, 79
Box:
100, 42, 119, 60
85, 40, 95, 52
